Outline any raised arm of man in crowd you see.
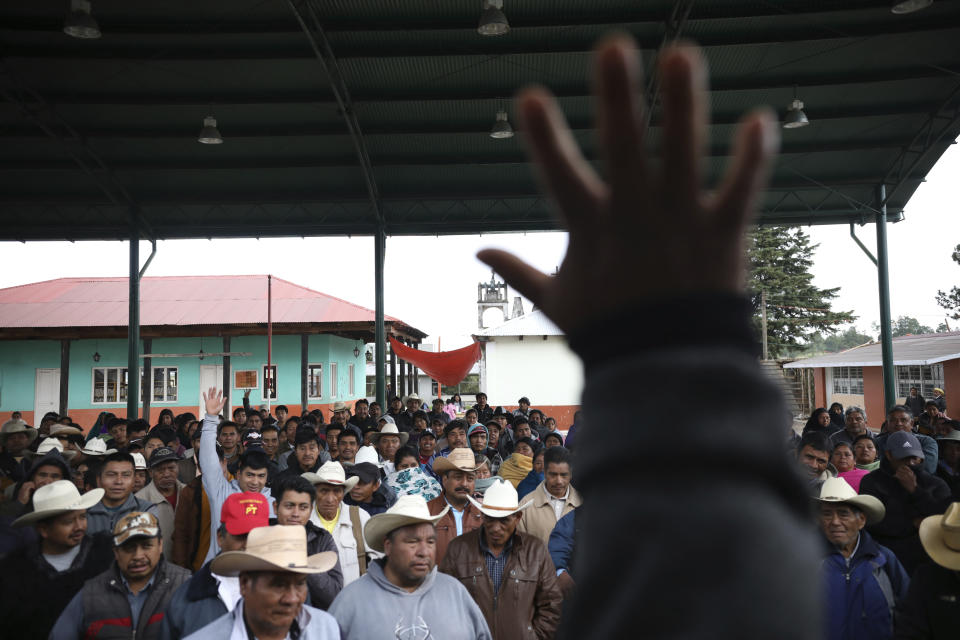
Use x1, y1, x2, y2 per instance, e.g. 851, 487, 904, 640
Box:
478, 38, 819, 639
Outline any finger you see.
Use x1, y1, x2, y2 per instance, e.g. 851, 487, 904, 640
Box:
659, 44, 708, 213
594, 35, 647, 208
476, 249, 551, 309
711, 109, 779, 230
517, 87, 606, 230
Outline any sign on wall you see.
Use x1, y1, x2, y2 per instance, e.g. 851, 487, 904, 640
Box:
234, 370, 258, 389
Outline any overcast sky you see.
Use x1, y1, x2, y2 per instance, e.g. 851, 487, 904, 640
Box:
1, 143, 957, 349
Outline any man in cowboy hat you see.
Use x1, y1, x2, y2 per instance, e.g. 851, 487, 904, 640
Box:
163, 491, 270, 638
343, 447, 398, 515
135, 446, 185, 561
861, 430, 952, 574
428, 448, 484, 564
815, 477, 908, 640
371, 422, 407, 474
305, 460, 377, 586
440, 477, 561, 639
0, 480, 113, 638
897, 501, 960, 637
272, 474, 343, 609
86, 451, 159, 536
51, 511, 191, 639
0, 418, 38, 485
329, 494, 491, 639
330, 401, 350, 427
199, 387, 275, 561
519, 446, 582, 545
183, 525, 340, 639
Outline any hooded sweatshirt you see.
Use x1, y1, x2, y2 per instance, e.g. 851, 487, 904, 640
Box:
329, 559, 491, 640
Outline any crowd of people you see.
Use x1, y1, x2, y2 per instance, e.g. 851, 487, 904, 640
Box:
0, 389, 584, 639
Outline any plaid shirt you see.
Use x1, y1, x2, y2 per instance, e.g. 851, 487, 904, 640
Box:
479, 529, 514, 594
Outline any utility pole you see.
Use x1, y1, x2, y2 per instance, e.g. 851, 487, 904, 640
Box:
761, 289, 769, 360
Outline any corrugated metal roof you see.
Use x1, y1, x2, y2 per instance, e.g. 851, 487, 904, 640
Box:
783, 332, 960, 368
474, 309, 563, 337
0, 275, 422, 333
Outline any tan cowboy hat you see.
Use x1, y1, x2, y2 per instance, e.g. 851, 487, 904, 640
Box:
332, 401, 348, 412
815, 477, 885, 525
403, 393, 421, 405
28, 437, 77, 460
1, 419, 38, 446
211, 525, 339, 576
301, 460, 359, 492
80, 437, 117, 457
363, 494, 449, 553
370, 423, 409, 447
467, 477, 531, 518
919, 502, 960, 570
13, 480, 104, 527
50, 424, 83, 437
433, 448, 478, 474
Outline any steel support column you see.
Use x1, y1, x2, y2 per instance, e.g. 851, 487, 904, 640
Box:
126, 220, 140, 419
142, 337, 152, 420
59, 339, 70, 417
223, 336, 231, 418
375, 226, 386, 408
875, 184, 896, 413
301, 334, 310, 414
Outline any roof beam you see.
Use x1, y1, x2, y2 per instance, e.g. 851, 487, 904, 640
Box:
29, 66, 955, 107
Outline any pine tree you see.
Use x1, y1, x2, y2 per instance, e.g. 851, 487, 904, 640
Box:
935, 243, 960, 320
747, 226, 855, 358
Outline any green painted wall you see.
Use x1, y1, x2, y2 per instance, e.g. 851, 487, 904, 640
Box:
0, 333, 367, 416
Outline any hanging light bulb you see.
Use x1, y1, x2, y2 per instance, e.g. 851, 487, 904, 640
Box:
478, 0, 510, 37
64, 0, 101, 39
891, 0, 933, 14
490, 110, 514, 139
197, 116, 223, 144
783, 87, 809, 129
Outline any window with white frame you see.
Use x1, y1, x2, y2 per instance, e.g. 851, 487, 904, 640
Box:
262, 365, 277, 401
92, 367, 129, 404
832, 366, 864, 395
308, 364, 323, 399
151, 367, 178, 402
348, 364, 355, 396
896, 364, 945, 398
330, 362, 338, 398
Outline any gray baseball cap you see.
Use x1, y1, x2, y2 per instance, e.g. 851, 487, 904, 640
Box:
886, 431, 924, 460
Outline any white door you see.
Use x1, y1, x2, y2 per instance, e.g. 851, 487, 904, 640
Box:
199, 365, 226, 417
35, 368, 61, 418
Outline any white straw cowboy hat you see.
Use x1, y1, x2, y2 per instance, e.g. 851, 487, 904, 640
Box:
131, 452, 148, 471
345, 445, 382, 468
815, 477, 885, 525
403, 393, 421, 406
919, 502, 960, 570
211, 525, 338, 576
28, 437, 77, 460
370, 423, 409, 447
1, 419, 38, 446
80, 437, 117, 457
301, 461, 359, 492
467, 477, 532, 518
49, 424, 83, 437
12, 480, 104, 527
364, 494, 449, 553
433, 448, 478, 474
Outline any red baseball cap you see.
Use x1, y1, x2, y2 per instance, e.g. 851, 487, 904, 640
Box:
220, 491, 269, 535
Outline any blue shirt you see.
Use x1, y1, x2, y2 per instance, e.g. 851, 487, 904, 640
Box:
479, 529, 513, 594
445, 497, 465, 536
121, 573, 157, 628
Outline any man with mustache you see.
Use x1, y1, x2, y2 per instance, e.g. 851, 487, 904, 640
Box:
427, 448, 484, 564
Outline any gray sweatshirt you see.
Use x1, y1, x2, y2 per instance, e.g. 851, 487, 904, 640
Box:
329, 559, 491, 640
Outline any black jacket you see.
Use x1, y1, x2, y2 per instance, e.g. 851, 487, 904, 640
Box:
304, 521, 344, 609
161, 560, 227, 640
904, 394, 926, 418
935, 464, 960, 501
343, 482, 397, 515
0, 532, 114, 639
860, 459, 952, 574
894, 561, 960, 639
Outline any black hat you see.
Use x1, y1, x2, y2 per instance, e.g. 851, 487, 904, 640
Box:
147, 446, 181, 468
418, 430, 437, 441
243, 431, 265, 450
347, 461, 380, 484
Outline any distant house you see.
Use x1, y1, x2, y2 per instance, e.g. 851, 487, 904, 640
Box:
474, 309, 582, 429
0, 276, 424, 427
784, 332, 960, 424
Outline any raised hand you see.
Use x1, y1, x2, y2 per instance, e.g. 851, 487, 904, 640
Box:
478, 37, 778, 334
202, 387, 226, 417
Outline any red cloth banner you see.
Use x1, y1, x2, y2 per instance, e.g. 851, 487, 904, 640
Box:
388, 337, 481, 387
